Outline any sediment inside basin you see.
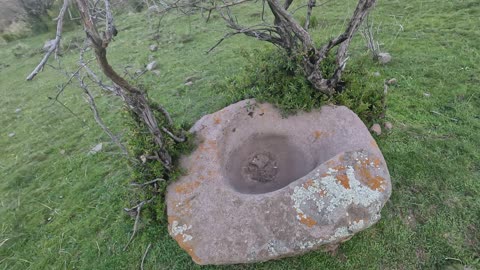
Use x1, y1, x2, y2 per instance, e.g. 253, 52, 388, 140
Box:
225, 133, 316, 194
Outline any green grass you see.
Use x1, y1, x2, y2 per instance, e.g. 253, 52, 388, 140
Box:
1, 0, 479, 269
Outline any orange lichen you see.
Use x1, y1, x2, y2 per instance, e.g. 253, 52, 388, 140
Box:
326, 159, 336, 167
298, 214, 317, 227
370, 139, 379, 148
354, 159, 386, 192
313, 130, 323, 139
213, 116, 221, 124
333, 164, 346, 172
366, 176, 385, 191
198, 144, 207, 152
336, 174, 351, 189
207, 140, 217, 148
302, 179, 314, 189
175, 181, 200, 194
372, 157, 382, 167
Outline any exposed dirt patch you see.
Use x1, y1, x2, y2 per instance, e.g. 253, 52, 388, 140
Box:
243, 152, 278, 183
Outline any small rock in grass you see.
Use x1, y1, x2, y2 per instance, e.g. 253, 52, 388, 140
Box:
8, 132, 15, 138
149, 44, 158, 52
60, 149, 66, 155
146, 61, 157, 71
15, 108, 22, 113
185, 81, 193, 86
370, 124, 382, 135
185, 76, 199, 84
377, 52, 392, 64
88, 143, 103, 155
384, 122, 393, 131
387, 78, 397, 85
423, 92, 431, 97
373, 71, 381, 77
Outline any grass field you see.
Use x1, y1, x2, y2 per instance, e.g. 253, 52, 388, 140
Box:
1, 0, 479, 269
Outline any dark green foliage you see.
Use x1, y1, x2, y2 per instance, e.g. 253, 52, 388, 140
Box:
223, 48, 385, 124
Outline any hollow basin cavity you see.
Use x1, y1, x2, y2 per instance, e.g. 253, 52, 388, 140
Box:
225, 134, 316, 194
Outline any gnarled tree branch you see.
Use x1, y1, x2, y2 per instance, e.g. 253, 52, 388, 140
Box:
209, 0, 377, 95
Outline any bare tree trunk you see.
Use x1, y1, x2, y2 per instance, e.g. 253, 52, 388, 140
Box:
74, 0, 174, 168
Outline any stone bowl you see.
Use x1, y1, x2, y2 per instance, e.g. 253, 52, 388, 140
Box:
166, 99, 391, 265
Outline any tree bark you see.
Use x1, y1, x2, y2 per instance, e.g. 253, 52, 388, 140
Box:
75, 0, 173, 168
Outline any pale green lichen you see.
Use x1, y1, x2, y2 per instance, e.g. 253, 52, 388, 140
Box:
290, 154, 384, 248
171, 220, 193, 242
325, 165, 382, 211
291, 166, 382, 219
348, 219, 365, 232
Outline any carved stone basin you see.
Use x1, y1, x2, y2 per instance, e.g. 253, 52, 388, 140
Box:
166, 99, 391, 265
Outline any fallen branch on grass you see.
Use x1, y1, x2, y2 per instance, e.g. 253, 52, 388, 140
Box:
141, 243, 152, 270
123, 196, 157, 251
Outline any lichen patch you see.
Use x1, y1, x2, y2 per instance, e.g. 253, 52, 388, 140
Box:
171, 220, 193, 242
336, 174, 350, 189
298, 213, 318, 227
353, 154, 386, 192
291, 152, 384, 234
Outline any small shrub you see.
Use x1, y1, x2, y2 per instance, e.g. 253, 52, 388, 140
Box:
1, 20, 31, 42
124, 101, 194, 222
221, 48, 385, 124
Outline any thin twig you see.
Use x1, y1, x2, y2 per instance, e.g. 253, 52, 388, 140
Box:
123, 197, 156, 251
77, 75, 130, 156
141, 243, 152, 270
292, 0, 333, 14
124, 203, 142, 251
431, 111, 459, 122
130, 178, 165, 187
53, 57, 95, 102
47, 95, 83, 121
